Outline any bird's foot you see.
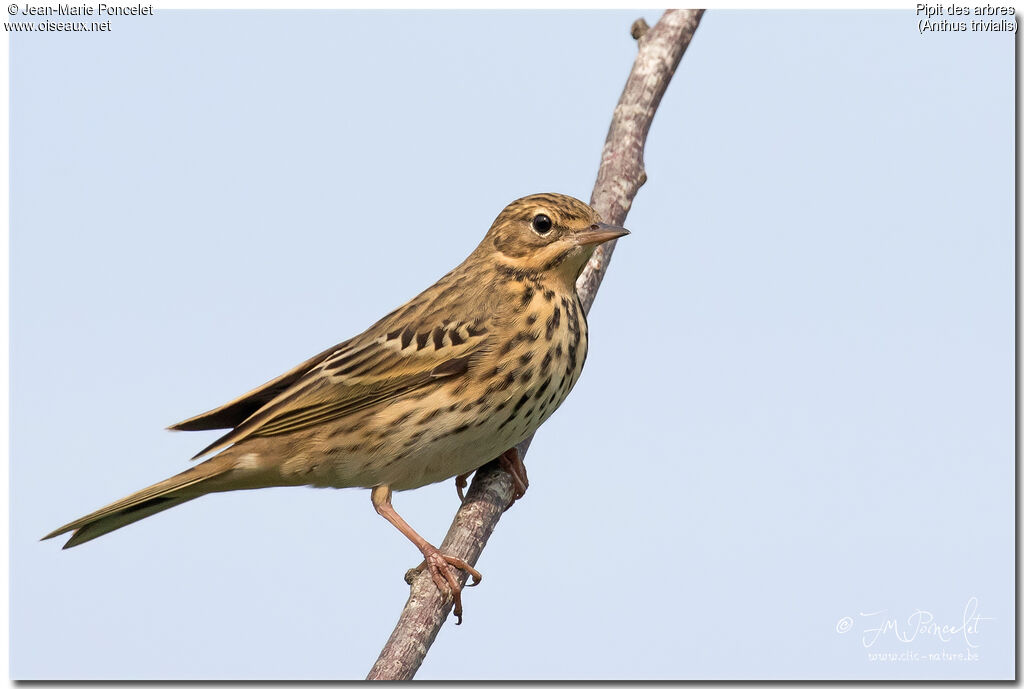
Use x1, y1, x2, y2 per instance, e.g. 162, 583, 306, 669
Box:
455, 472, 472, 502
406, 545, 482, 624
499, 447, 529, 510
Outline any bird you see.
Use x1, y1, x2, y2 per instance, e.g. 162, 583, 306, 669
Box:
43, 192, 628, 622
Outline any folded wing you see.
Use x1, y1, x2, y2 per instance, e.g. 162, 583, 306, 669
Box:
173, 318, 490, 459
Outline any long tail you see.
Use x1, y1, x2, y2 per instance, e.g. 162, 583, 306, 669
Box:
42, 457, 236, 549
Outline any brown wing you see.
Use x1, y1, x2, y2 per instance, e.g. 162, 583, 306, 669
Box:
168, 341, 349, 432
187, 318, 490, 459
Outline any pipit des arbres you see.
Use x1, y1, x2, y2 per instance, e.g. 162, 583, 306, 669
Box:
45, 193, 628, 622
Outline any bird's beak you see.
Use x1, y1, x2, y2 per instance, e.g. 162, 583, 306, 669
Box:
575, 222, 630, 246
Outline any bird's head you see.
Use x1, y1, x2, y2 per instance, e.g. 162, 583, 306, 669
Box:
480, 193, 629, 284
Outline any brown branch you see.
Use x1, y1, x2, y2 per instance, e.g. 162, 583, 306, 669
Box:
630, 18, 650, 40
366, 9, 705, 681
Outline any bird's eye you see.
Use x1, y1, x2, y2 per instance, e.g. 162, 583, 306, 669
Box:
531, 214, 552, 235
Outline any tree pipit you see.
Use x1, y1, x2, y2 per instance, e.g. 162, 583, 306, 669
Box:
44, 193, 628, 623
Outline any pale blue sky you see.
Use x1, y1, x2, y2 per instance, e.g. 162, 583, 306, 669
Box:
10, 10, 1014, 680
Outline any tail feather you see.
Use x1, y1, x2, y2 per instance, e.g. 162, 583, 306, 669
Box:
43, 459, 233, 548
59, 497, 195, 549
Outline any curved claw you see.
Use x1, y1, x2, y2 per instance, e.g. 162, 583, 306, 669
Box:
414, 550, 483, 624
455, 472, 471, 503
499, 447, 529, 511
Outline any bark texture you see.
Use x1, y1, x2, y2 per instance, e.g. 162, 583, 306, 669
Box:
367, 9, 705, 680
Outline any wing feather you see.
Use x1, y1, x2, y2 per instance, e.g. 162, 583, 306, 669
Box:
188, 318, 487, 459
168, 340, 355, 432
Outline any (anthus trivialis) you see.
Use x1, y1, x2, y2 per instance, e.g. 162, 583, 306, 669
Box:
44, 193, 628, 622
